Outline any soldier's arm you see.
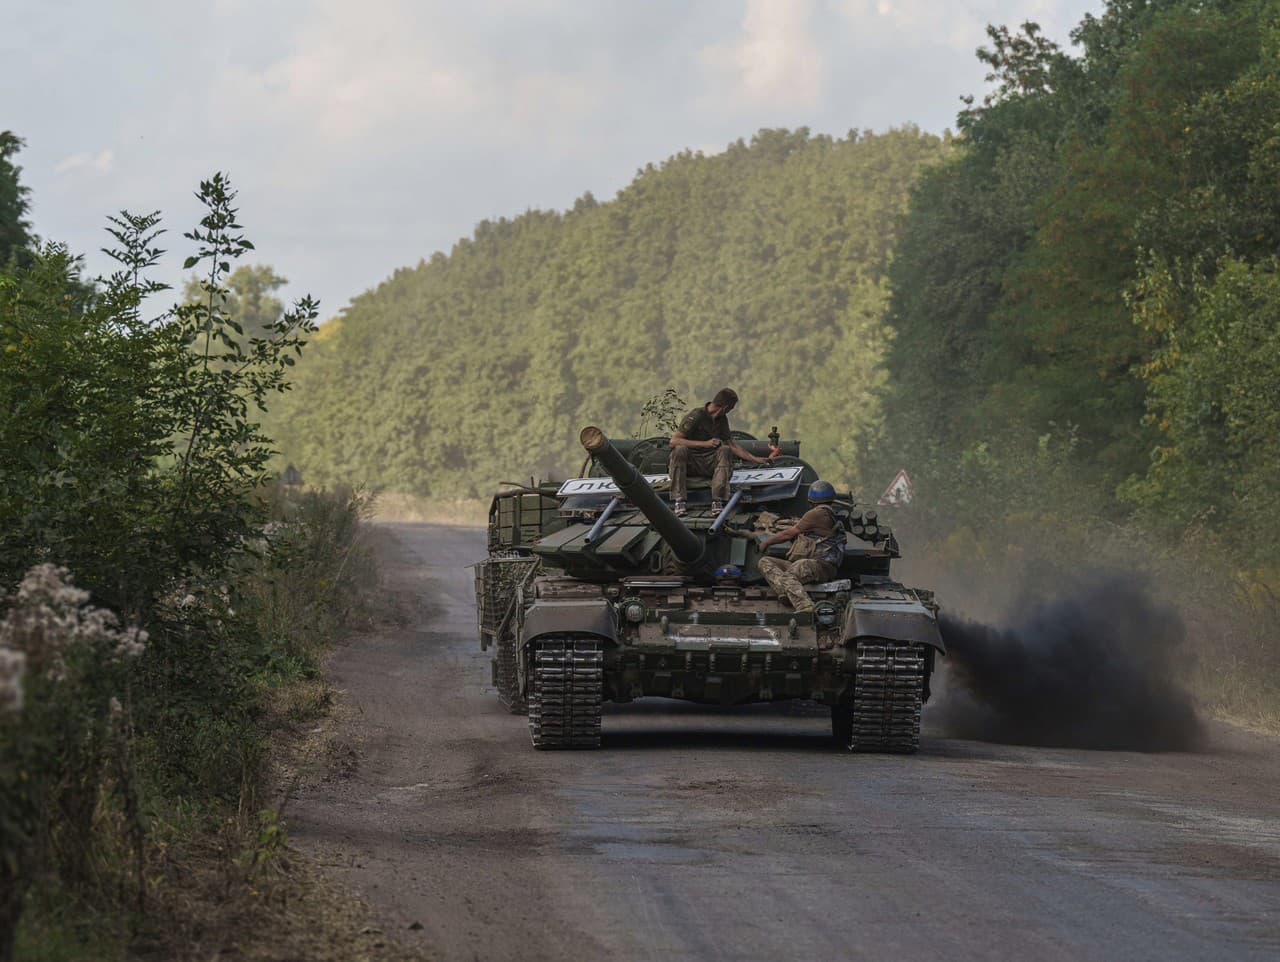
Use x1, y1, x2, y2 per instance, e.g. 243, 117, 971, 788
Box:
728, 440, 768, 464
670, 429, 718, 450
759, 524, 802, 549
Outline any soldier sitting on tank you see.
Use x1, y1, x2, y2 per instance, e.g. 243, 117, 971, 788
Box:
668, 387, 769, 517
755, 480, 845, 613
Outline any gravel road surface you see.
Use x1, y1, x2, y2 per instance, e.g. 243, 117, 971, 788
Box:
288, 522, 1280, 961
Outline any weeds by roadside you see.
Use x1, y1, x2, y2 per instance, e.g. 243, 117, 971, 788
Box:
0, 177, 421, 960
2, 486, 402, 961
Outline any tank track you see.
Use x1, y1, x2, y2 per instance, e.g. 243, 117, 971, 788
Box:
527, 637, 603, 750
495, 627, 525, 714
479, 554, 538, 715
848, 640, 926, 753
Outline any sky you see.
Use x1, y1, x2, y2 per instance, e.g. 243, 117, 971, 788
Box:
4, 0, 1105, 318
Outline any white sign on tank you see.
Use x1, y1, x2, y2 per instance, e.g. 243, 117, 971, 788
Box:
557, 465, 804, 498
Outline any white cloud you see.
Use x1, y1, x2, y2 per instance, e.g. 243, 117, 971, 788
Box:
701, 0, 824, 110
53, 148, 114, 176
215, 2, 477, 143
210, 0, 608, 150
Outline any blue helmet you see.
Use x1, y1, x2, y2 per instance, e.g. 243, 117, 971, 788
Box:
808, 480, 835, 503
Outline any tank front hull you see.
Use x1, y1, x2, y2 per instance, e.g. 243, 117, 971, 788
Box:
600, 645, 851, 707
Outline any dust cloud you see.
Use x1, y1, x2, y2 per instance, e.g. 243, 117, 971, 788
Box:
935, 576, 1204, 751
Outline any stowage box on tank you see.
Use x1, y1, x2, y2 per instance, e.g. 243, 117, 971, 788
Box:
472, 426, 944, 751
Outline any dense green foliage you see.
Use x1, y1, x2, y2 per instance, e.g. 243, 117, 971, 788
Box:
881, 0, 1280, 566
1, 179, 317, 613
0, 177, 381, 958
267, 128, 950, 495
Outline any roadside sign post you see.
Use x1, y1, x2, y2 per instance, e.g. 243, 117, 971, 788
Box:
879, 469, 913, 506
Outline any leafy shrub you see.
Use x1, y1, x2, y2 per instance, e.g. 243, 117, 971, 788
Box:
0, 174, 364, 955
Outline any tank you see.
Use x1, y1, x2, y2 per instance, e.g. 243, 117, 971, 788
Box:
472, 426, 945, 751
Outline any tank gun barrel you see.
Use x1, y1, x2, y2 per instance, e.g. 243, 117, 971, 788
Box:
580, 426, 707, 566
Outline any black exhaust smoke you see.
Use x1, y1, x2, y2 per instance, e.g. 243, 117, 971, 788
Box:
937, 576, 1203, 751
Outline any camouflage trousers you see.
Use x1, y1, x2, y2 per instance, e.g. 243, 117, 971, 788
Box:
669, 444, 734, 502
757, 556, 836, 612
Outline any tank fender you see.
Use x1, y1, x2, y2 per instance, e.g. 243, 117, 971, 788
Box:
841, 600, 945, 653
519, 599, 618, 647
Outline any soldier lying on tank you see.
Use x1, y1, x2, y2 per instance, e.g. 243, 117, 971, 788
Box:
668, 387, 769, 517
755, 480, 845, 613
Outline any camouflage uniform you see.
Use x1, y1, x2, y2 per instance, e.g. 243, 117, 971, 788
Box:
669, 404, 734, 503
757, 505, 842, 612
758, 557, 835, 612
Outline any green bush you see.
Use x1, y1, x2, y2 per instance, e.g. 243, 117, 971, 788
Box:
0, 175, 383, 957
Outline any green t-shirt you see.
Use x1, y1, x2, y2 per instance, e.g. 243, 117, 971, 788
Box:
794, 505, 837, 539
677, 405, 732, 444
793, 505, 845, 566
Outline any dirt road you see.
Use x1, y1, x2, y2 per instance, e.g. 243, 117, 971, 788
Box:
288, 522, 1280, 961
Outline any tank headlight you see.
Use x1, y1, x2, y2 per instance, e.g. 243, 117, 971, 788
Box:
623, 600, 647, 623
813, 602, 839, 627
604, 584, 622, 599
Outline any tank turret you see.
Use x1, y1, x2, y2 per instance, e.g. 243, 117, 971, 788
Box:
579, 426, 707, 568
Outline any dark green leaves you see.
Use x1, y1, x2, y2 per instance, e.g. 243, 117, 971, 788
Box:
881, 0, 1280, 565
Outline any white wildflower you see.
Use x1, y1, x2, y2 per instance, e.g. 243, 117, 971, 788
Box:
0, 646, 25, 715
1, 564, 148, 678
16, 563, 89, 607
109, 695, 123, 718
114, 626, 148, 661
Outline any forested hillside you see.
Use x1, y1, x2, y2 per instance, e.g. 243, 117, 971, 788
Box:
268, 128, 950, 495
273, 0, 1280, 579
881, 0, 1280, 566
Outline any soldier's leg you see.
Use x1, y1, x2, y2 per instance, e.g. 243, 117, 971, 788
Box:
681, 449, 718, 509
711, 445, 734, 502
669, 446, 689, 504
758, 556, 814, 612
756, 556, 790, 598
791, 559, 837, 586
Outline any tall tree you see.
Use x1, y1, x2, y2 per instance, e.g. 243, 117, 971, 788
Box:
0, 132, 34, 265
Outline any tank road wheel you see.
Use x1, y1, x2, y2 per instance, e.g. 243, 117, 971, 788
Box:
850, 640, 926, 753
527, 637, 604, 750
495, 627, 525, 714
